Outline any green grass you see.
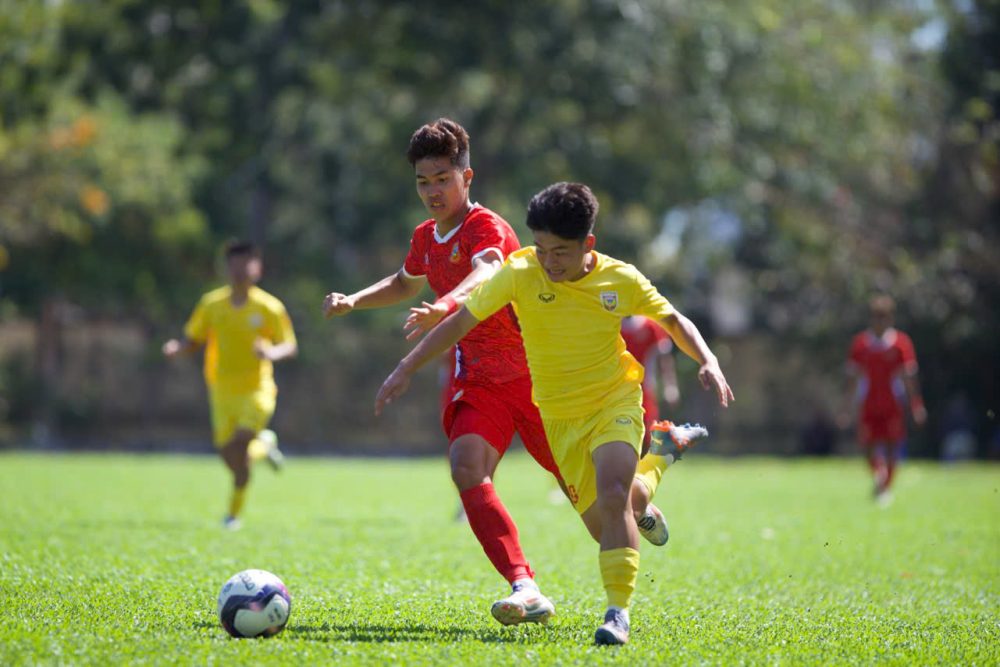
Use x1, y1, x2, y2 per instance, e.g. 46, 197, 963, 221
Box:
0, 451, 997, 666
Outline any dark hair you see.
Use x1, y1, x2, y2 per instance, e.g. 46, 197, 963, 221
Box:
223, 239, 260, 260
525, 182, 599, 241
406, 118, 470, 169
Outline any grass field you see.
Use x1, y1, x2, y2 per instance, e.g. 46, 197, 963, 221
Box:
0, 451, 997, 666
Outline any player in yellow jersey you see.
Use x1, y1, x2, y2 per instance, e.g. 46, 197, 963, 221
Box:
163, 240, 297, 530
375, 182, 733, 645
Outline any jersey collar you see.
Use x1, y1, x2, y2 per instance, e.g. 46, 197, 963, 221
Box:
433, 203, 481, 244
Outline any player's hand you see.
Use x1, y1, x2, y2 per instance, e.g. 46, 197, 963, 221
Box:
912, 403, 928, 427
403, 301, 449, 341
162, 339, 182, 358
253, 339, 273, 361
323, 292, 355, 318
375, 365, 412, 416
698, 361, 734, 407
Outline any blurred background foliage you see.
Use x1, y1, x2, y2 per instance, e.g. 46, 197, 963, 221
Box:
0, 0, 996, 455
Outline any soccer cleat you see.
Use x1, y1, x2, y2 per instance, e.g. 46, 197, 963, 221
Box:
259, 429, 284, 472
490, 581, 555, 626
222, 515, 242, 531
648, 420, 709, 463
636, 503, 669, 546
594, 608, 630, 645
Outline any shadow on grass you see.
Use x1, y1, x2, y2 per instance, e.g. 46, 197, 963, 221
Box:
192, 620, 547, 644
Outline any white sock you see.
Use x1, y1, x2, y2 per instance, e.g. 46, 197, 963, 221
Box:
512, 577, 537, 591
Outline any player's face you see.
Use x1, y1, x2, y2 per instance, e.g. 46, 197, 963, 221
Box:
226, 254, 262, 287
533, 230, 596, 282
414, 156, 473, 225
869, 309, 893, 335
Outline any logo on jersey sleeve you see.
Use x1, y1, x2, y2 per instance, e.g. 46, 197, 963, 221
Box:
538, 292, 556, 303
449, 242, 462, 263
600, 291, 619, 311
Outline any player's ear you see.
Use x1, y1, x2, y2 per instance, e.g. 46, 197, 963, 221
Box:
584, 234, 596, 251
463, 167, 474, 187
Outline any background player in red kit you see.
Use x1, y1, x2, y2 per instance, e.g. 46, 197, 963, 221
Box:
323, 119, 559, 625
843, 294, 926, 505
620, 315, 681, 452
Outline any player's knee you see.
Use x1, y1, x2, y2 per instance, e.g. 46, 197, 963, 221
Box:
450, 459, 489, 490
595, 478, 630, 514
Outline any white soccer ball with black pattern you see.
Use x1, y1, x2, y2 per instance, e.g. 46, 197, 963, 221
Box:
217, 569, 291, 638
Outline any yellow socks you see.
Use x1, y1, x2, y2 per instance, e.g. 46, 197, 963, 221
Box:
599, 547, 640, 610
634, 453, 669, 499
228, 487, 247, 519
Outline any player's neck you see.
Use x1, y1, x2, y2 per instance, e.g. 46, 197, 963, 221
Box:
229, 283, 252, 306
435, 200, 473, 236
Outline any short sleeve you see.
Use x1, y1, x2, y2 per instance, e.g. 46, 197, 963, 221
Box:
465, 260, 516, 322
848, 334, 865, 366
184, 298, 210, 343
266, 301, 297, 346
465, 212, 512, 264
631, 270, 675, 320
403, 229, 427, 277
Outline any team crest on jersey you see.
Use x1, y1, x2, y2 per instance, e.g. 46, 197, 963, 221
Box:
248, 313, 263, 328
600, 291, 619, 311
538, 292, 556, 303
449, 242, 462, 263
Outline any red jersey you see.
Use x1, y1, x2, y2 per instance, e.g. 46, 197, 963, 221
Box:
403, 205, 529, 385
621, 316, 672, 390
848, 328, 918, 419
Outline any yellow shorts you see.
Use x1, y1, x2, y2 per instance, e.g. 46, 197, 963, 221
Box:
209, 387, 276, 448
542, 387, 645, 514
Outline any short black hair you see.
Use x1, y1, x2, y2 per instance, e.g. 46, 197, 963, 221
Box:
525, 182, 598, 241
223, 239, 260, 260
406, 118, 470, 169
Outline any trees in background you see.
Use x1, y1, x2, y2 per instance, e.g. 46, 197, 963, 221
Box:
0, 0, 994, 451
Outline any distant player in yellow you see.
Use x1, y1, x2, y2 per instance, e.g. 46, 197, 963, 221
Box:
163, 240, 297, 530
376, 182, 733, 645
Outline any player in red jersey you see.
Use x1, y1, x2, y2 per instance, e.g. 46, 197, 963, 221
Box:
620, 316, 681, 452
843, 295, 926, 505
323, 119, 559, 625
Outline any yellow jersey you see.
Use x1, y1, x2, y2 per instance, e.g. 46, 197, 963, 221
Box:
184, 285, 296, 394
464, 248, 675, 419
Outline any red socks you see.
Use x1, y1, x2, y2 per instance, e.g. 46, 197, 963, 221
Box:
460, 482, 533, 584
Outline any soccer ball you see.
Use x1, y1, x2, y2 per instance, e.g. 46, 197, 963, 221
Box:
217, 569, 291, 638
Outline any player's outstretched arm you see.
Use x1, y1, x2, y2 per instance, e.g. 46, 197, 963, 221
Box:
162, 337, 202, 359
376, 307, 480, 415
404, 253, 502, 341
323, 269, 424, 318
659, 311, 734, 407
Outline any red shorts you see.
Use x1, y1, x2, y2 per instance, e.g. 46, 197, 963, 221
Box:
442, 376, 561, 479
859, 413, 905, 446
640, 387, 658, 448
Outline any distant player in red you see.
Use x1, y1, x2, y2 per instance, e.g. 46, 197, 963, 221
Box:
322, 119, 559, 625
620, 316, 681, 452
843, 295, 926, 504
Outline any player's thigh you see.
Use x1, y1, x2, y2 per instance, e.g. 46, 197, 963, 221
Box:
445, 386, 516, 457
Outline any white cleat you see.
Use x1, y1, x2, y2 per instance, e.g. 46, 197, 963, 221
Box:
636, 503, 669, 546
594, 608, 630, 645
259, 429, 284, 472
649, 421, 709, 463
222, 515, 242, 531
490, 581, 555, 626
